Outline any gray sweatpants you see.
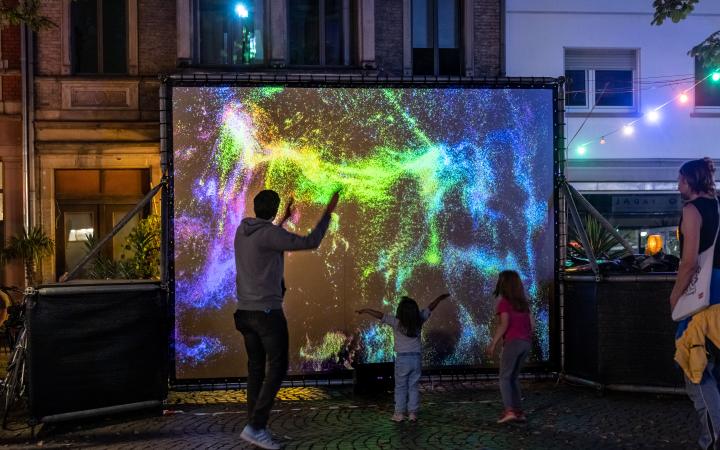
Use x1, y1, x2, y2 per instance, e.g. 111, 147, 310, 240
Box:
499, 339, 531, 410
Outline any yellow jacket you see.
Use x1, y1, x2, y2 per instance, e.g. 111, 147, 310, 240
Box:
675, 304, 720, 384
0, 289, 10, 328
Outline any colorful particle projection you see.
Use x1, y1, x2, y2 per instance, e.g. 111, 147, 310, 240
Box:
172, 86, 555, 379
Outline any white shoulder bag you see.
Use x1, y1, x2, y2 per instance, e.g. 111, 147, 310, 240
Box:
672, 198, 720, 322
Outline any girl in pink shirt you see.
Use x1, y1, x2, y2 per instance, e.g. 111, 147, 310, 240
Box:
487, 270, 535, 424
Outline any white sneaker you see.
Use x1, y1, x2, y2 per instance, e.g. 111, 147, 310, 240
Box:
240, 425, 282, 449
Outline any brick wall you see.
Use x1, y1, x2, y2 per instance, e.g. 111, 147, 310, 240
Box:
474, 0, 502, 76
374, 0, 502, 77
139, 0, 177, 75
138, 0, 177, 117
1, 23, 22, 103
375, 0, 403, 76
2, 25, 21, 71
0, 0, 20, 70
33, 0, 178, 115
36, 0, 179, 77
2, 76, 21, 102
37, 0, 63, 76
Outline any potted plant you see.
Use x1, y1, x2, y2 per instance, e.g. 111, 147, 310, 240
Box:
1, 226, 54, 287
83, 215, 161, 281
568, 216, 631, 262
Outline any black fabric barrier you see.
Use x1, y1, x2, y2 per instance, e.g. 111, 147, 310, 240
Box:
27, 281, 168, 421
353, 362, 394, 395
564, 278, 683, 387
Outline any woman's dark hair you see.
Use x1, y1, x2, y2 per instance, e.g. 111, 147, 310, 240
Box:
253, 190, 280, 220
396, 296, 421, 338
493, 270, 530, 312
679, 157, 716, 195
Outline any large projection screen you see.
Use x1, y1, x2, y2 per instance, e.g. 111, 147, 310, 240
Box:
169, 82, 558, 380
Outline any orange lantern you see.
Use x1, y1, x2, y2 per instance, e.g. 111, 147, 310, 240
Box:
645, 234, 663, 256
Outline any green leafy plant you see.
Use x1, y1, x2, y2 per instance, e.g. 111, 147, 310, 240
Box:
0, 0, 56, 31
568, 216, 632, 261
122, 215, 161, 280
84, 215, 161, 280
84, 233, 124, 280
1, 226, 54, 286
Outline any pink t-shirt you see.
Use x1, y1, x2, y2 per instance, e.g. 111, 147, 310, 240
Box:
496, 297, 532, 343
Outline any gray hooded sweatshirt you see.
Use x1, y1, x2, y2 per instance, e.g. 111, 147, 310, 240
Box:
234, 213, 331, 311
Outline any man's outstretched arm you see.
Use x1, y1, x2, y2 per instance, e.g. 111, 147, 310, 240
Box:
264, 190, 340, 251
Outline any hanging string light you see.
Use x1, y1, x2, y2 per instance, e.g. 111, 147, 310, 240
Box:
570, 72, 716, 156
646, 109, 660, 123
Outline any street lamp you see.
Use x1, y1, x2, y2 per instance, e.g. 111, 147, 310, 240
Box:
234, 3, 251, 64
235, 3, 249, 18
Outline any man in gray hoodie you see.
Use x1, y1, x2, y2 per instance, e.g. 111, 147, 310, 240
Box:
235, 189, 339, 449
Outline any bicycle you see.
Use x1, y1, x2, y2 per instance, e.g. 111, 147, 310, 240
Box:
1, 285, 23, 350
0, 287, 32, 429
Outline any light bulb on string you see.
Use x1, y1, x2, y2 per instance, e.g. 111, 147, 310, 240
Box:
646, 110, 660, 123
712, 71, 720, 82
578, 76, 708, 154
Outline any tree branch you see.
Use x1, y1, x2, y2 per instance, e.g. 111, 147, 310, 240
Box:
0, 0, 56, 31
691, 30, 720, 68
651, 0, 699, 25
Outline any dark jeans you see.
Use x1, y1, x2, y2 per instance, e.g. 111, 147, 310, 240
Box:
685, 359, 720, 450
685, 342, 720, 450
234, 309, 289, 430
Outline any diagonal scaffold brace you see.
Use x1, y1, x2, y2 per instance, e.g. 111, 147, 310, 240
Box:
559, 177, 634, 279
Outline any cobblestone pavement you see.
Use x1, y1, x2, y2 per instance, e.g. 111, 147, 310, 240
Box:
0, 380, 702, 450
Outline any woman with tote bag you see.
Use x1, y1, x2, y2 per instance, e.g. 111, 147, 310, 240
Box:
671, 157, 720, 450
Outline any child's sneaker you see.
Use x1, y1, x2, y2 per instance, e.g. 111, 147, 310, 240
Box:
391, 413, 405, 422
513, 409, 527, 422
240, 424, 282, 449
496, 409, 518, 424
408, 412, 418, 422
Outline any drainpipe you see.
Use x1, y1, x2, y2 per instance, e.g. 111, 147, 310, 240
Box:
499, 0, 506, 76
20, 23, 35, 230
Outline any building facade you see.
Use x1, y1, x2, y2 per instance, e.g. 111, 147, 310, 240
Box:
32, 0, 174, 283
20, 0, 502, 284
505, 0, 720, 254
0, 17, 24, 287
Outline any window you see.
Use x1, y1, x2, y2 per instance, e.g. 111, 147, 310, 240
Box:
71, 0, 128, 74
412, 0, 461, 76
197, 0, 265, 65
695, 57, 720, 108
288, 0, 352, 66
564, 49, 638, 112
582, 193, 682, 257
54, 169, 150, 278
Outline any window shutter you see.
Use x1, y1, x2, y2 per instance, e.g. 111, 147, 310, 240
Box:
565, 49, 637, 70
